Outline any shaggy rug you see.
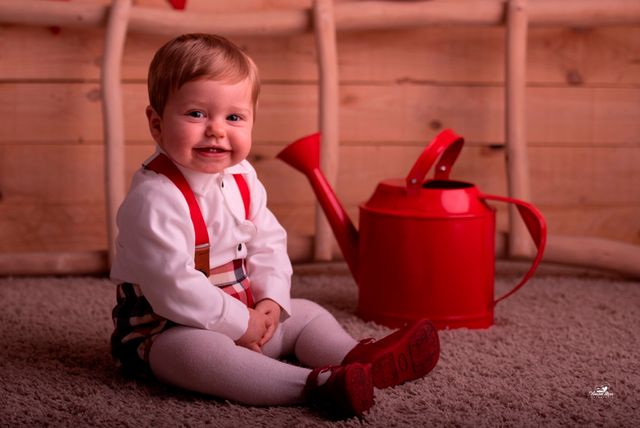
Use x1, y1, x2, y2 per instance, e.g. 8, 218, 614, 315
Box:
0, 262, 638, 427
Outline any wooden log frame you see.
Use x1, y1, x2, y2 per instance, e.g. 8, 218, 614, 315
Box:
505, 0, 534, 259
312, 0, 340, 261
101, 0, 132, 265
0, 0, 639, 277
2, 0, 640, 32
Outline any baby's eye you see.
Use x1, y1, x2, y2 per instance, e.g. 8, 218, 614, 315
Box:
187, 111, 204, 119
227, 114, 241, 122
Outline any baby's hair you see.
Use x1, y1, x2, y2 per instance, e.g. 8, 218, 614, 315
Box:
147, 33, 260, 116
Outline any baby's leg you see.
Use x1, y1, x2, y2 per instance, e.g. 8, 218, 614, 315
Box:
262, 298, 358, 367
148, 326, 311, 405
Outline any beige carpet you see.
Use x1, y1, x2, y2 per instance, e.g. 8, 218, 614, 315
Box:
0, 262, 638, 427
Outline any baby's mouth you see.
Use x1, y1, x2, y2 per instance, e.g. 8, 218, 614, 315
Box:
194, 146, 229, 154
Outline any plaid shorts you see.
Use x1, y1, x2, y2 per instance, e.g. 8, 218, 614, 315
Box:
110, 259, 254, 377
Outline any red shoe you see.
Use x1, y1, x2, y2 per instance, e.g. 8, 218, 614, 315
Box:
342, 319, 440, 389
304, 363, 374, 418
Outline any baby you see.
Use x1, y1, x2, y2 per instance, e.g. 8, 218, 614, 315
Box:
110, 33, 439, 418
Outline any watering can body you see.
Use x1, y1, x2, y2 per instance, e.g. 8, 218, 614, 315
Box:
358, 180, 498, 328
278, 129, 546, 329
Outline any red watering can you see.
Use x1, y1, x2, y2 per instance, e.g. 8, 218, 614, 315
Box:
277, 129, 547, 329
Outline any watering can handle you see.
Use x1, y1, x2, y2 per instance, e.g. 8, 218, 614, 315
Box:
480, 194, 548, 306
406, 129, 465, 189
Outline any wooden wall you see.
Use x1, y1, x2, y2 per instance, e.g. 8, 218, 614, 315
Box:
0, 0, 639, 266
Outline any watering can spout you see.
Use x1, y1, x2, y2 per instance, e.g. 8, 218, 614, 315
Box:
277, 133, 359, 279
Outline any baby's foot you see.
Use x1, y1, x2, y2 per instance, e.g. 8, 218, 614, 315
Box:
304, 363, 374, 418
342, 319, 440, 388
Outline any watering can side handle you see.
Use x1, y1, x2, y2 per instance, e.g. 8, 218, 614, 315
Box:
405, 129, 465, 189
480, 194, 548, 306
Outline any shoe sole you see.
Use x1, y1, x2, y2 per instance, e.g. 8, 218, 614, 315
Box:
343, 363, 374, 417
371, 320, 440, 388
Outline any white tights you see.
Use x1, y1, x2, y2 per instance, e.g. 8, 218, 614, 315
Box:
148, 299, 358, 405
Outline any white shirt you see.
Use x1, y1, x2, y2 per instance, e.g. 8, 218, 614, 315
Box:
111, 150, 293, 341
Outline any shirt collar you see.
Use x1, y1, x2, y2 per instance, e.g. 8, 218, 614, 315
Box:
145, 147, 250, 195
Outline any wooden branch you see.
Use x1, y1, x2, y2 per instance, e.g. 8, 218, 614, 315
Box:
334, 0, 505, 31
127, 6, 310, 37
0, 0, 107, 28
101, 0, 132, 266
505, 0, 534, 258
313, 0, 340, 261
544, 235, 640, 278
0, 251, 108, 276
530, 0, 640, 27
1, 1, 639, 34
1, 235, 637, 278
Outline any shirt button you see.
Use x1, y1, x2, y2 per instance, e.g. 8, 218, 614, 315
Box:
238, 243, 243, 251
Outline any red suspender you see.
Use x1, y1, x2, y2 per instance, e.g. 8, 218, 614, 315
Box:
145, 154, 209, 275
233, 174, 251, 218
144, 153, 250, 276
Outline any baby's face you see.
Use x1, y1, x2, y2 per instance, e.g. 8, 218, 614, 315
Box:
147, 78, 254, 174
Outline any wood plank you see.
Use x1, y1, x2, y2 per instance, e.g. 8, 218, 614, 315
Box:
0, 144, 105, 204
0, 26, 105, 81
133, 26, 640, 86
541, 205, 640, 245
1, 197, 637, 255
334, 26, 640, 85
0, 143, 505, 206
1, 83, 639, 145
0, 83, 105, 143
0, 143, 638, 207
2, 24, 639, 85
529, 146, 640, 206
0, 203, 107, 252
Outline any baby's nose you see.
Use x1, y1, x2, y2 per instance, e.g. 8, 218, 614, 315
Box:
206, 121, 226, 138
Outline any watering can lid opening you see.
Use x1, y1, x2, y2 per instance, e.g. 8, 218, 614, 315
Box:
373, 178, 477, 191
422, 179, 475, 190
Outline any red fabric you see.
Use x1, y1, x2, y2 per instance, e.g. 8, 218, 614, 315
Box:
167, 0, 187, 10
233, 174, 251, 220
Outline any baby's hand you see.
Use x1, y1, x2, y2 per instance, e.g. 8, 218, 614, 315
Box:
255, 299, 282, 347
236, 308, 272, 353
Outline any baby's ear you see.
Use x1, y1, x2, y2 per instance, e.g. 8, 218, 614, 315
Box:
146, 106, 163, 143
